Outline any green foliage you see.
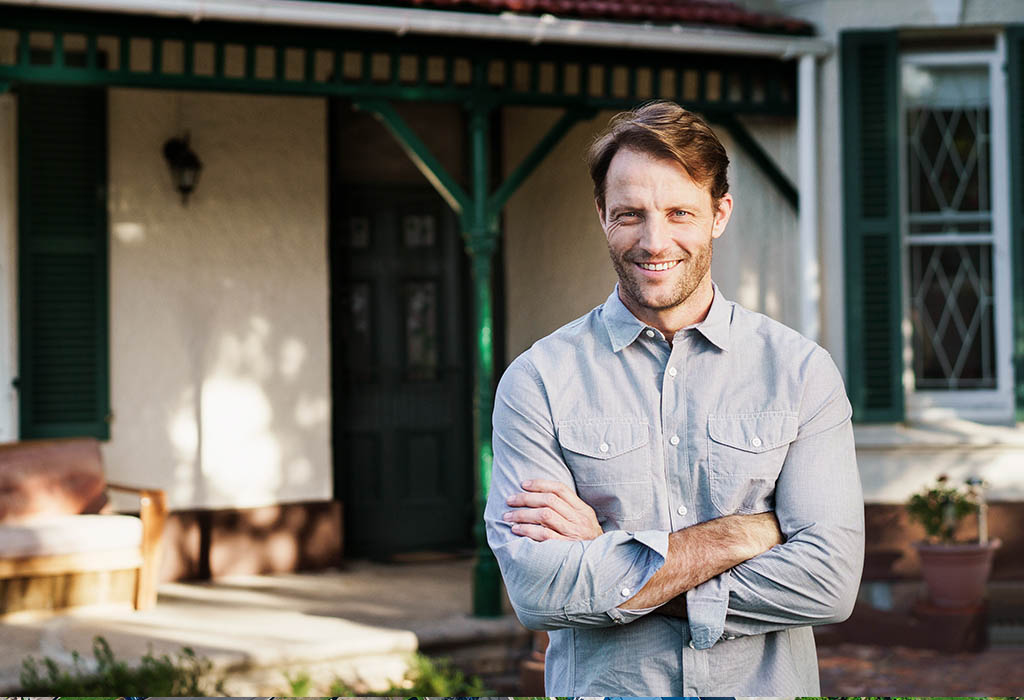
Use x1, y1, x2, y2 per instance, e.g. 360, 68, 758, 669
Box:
325, 653, 490, 697
17, 635, 223, 696
906, 475, 979, 542
284, 668, 314, 696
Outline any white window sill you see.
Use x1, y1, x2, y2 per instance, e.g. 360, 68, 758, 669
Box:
854, 418, 1024, 451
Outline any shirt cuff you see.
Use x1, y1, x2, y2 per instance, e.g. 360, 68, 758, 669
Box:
686, 569, 731, 649
564, 529, 670, 625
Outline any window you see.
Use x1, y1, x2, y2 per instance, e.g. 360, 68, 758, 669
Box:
899, 48, 1015, 422
841, 29, 1023, 424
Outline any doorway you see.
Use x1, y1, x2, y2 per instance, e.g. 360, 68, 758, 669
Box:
329, 175, 474, 556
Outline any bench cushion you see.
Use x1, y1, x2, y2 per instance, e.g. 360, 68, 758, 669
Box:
0, 438, 109, 522
0, 514, 142, 558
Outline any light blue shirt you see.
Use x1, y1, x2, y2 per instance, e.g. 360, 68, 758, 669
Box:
485, 283, 864, 696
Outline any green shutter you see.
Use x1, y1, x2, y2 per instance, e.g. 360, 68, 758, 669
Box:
1009, 27, 1024, 421
17, 85, 110, 439
841, 30, 903, 423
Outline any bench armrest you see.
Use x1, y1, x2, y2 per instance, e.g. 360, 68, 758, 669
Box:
106, 483, 166, 609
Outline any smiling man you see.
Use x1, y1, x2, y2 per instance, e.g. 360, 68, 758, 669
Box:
484, 102, 864, 696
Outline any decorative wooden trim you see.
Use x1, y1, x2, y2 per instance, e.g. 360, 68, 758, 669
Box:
0, 6, 799, 116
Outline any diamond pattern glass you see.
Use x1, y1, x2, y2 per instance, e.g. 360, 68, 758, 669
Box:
903, 63, 995, 390
909, 244, 995, 389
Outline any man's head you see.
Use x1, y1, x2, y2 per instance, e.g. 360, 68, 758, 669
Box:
587, 101, 733, 328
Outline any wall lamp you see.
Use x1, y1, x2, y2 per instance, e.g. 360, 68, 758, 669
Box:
162, 134, 202, 205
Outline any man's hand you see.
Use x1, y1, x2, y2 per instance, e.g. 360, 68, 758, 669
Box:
621, 511, 784, 610
503, 479, 603, 541
655, 512, 783, 618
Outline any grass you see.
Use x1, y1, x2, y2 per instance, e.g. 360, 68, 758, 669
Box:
287, 653, 491, 696
17, 636, 224, 696
15, 634, 491, 697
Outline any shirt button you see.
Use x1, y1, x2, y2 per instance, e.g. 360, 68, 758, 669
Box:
677, 505, 687, 516
645, 329, 655, 338
669, 435, 680, 446
668, 366, 678, 377
620, 587, 632, 597
751, 436, 762, 447
599, 442, 609, 453
688, 639, 697, 649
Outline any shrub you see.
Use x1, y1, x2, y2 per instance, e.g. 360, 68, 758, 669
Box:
906, 475, 979, 543
17, 635, 223, 696
325, 653, 490, 696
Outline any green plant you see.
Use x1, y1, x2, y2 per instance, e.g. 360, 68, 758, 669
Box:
324, 653, 490, 697
906, 475, 980, 543
17, 635, 223, 696
284, 668, 313, 696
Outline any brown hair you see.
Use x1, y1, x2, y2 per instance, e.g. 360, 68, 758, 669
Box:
587, 101, 729, 212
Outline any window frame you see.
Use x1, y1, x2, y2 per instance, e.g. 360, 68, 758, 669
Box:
897, 38, 1017, 423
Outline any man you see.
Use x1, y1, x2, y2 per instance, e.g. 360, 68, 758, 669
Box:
484, 101, 864, 696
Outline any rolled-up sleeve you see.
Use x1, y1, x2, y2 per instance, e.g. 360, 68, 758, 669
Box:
486, 356, 669, 630
686, 348, 865, 647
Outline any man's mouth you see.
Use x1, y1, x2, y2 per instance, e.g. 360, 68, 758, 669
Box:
635, 260, 681, 271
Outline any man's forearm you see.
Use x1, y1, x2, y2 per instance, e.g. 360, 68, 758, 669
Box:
620, 512, 780, 610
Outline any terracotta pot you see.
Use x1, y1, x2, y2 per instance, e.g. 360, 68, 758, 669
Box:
913, 538, 1002, 608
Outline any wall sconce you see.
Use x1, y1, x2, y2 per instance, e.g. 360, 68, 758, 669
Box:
162, 134, 202, 205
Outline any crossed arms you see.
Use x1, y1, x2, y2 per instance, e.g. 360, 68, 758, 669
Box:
484, 353, 865, 642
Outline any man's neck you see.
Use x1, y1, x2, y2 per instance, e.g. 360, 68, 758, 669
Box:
618, 277, 715, 341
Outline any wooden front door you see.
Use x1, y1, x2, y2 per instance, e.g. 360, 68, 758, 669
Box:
330, 185, 473, 557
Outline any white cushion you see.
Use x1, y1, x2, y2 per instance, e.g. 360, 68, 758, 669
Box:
0, 514, 143, 558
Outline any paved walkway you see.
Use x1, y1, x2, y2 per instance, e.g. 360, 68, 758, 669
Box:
2, 559, 1022, 696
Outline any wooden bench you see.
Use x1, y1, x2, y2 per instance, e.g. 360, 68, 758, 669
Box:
0, 437, 166, 616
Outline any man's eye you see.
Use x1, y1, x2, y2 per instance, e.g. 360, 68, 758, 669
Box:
672, 210, 689, 217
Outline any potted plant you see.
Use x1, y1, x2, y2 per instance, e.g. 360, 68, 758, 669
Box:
907, 475, 1001, 609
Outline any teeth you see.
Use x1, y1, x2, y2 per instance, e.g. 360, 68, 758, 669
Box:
637, 261, 679, 271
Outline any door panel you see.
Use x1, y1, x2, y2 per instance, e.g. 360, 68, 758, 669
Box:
331, 186, 472, 557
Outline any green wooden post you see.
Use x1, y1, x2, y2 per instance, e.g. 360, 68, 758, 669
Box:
465, 101, 503, 617
351, 95, 594, 617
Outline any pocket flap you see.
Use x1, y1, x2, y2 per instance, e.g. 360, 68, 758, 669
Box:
708, 412, 798, 453
557, 419, 649, 459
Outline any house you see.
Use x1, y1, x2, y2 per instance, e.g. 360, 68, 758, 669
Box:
0, 0, 1021, 615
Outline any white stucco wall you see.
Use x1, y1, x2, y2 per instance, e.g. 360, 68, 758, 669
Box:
105, 88, 330, 511
0, 93, 15, 443
501, 107, 799, 362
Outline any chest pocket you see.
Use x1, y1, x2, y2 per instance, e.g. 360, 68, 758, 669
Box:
557, 419, 651, 527
707, 412, 798, 515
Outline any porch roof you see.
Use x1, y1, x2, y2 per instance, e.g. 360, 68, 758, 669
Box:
334, 0, 815, 36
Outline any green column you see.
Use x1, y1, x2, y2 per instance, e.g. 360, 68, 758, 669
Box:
465, 102, 503, 617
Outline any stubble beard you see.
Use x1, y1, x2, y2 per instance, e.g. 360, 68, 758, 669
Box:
609, 238, 713, 313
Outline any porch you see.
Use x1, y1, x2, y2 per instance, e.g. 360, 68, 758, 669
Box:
0, 557, 528, 695
1, 558, 1022, 696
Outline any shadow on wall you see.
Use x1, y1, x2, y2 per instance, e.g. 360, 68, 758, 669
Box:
103, 88, 331, 516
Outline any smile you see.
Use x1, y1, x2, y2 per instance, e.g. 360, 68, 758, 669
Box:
635, 260, 681, 271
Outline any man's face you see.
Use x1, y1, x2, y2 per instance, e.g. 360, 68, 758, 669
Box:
598, 147, 732, 315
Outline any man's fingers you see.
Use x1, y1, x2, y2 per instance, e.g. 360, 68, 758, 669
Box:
504, 506, 572, 533
509, 523, 568, 542
521, 478, 591, 513
505, 490, 576, 521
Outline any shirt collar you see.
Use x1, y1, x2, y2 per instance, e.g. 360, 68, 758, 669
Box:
688, 282, 732, 352
602, 282, 732, 353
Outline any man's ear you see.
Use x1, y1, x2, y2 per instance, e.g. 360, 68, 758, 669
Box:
595, 199, 607, 232
711, 192, 733, 239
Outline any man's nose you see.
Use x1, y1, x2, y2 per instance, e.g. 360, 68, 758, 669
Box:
638, 217, 673, 256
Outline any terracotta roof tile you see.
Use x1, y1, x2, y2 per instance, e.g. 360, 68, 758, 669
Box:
380, 0, 814, 35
